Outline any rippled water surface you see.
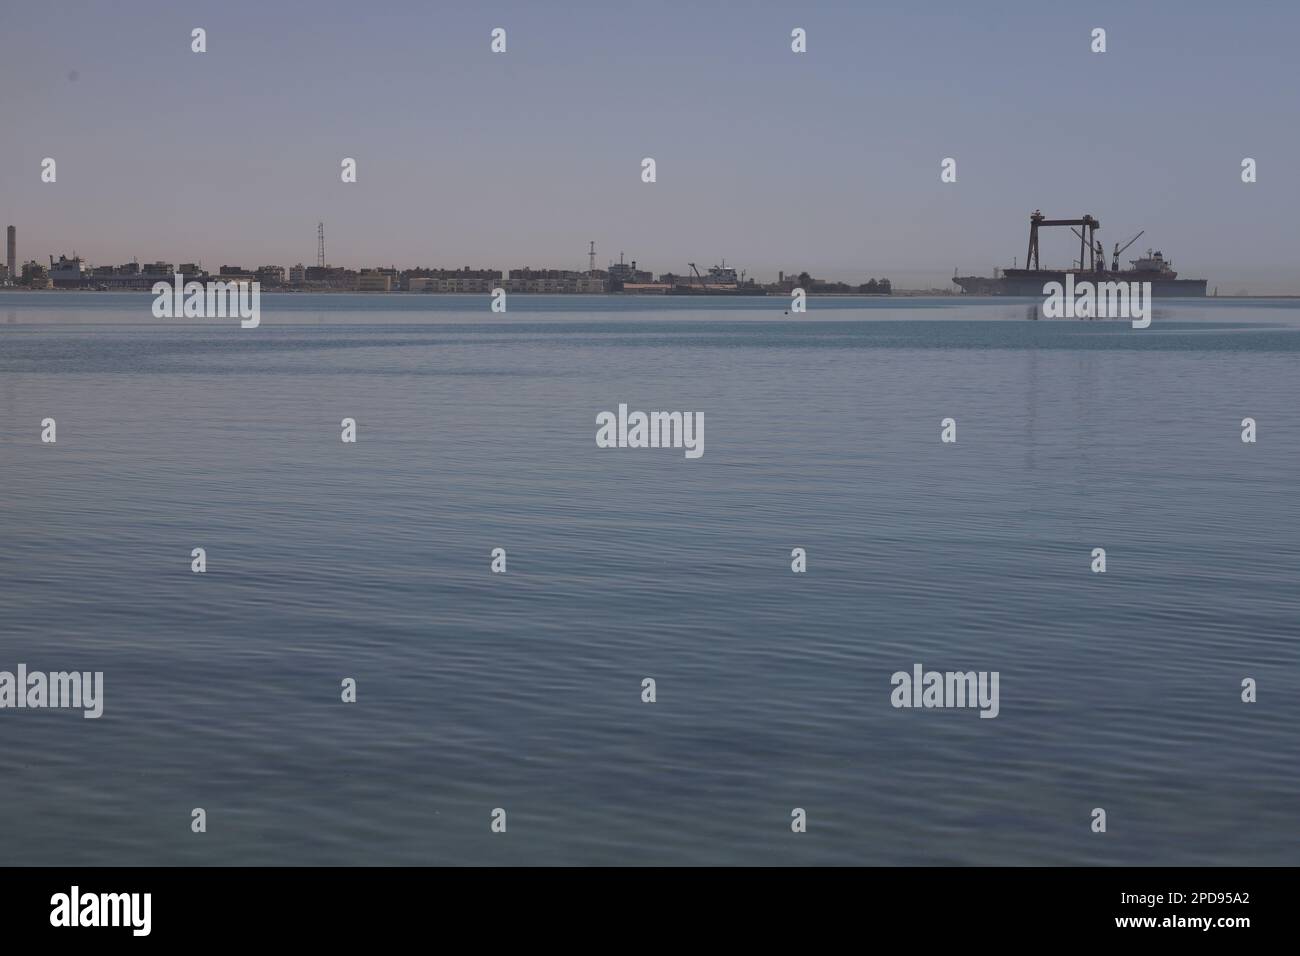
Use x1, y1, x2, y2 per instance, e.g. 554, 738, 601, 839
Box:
1, 293, 1297, 865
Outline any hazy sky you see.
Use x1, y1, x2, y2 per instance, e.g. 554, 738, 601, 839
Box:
3, 0, 1298, 291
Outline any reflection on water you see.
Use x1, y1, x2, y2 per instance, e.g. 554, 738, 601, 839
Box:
1, 294, 1297, 866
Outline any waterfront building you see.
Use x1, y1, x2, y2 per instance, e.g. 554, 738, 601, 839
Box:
505, 267, 608, 293
22, 261, 51, 289
357, 269, 392, 292
403, 267, 501, 293
255, 265, 285, 286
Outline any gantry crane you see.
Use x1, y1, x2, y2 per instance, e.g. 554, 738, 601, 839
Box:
1026, 210, 1101, 272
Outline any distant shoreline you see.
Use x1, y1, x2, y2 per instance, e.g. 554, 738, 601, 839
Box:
0, 287, 914, 297
2, 288, 1295, 299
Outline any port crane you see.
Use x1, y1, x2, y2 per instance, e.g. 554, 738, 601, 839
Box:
1069, 226, 1106, 273
688, 262, 703, 287
1070, 225, 1146, 273
1111, 231, 1144, 271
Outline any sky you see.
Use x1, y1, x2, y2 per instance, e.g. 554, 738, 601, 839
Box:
2, 0, 1298, 291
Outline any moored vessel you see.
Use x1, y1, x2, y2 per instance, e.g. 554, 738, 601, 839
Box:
954, 211, 1207, 296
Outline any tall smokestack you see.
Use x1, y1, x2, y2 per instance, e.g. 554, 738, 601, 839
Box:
6, 226, 14, 282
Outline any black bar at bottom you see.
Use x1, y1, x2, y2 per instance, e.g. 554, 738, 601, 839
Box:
0, 867, 1272, 941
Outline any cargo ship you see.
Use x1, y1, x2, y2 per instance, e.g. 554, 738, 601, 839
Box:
665, 284, 770, 296
665, 261, 770, 296
953, 211, 1207, 297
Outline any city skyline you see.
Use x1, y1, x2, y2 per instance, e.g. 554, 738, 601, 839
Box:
0, 222, 899, 288
2, 226, 900, 296
3, 1, 1299, 292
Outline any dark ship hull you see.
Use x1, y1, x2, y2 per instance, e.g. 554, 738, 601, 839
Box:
954, 270, 1207, 297
665, 285, 770, 296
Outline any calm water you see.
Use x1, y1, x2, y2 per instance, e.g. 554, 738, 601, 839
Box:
1, 293, 1297, 866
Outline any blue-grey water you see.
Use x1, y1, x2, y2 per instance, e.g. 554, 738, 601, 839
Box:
1, 292, 1297, 866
